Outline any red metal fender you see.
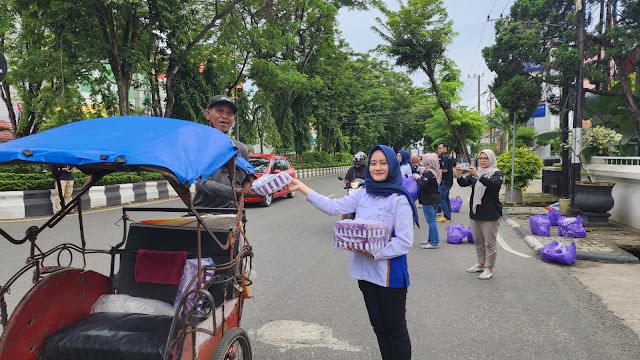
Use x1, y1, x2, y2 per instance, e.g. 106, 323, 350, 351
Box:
0, 268, 112, 360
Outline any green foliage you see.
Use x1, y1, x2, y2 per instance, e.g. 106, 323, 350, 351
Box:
497, 147, 543, 190
424, 106, 485, 153
0, 170, 163, 191
516, 126, 537, 148
581, 125, 622, 156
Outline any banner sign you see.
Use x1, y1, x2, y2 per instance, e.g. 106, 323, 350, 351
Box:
531, 101, 546, 118
524, 62, 543, 73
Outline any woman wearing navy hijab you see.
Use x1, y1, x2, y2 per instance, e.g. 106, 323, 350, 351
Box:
289, 144, 418, 360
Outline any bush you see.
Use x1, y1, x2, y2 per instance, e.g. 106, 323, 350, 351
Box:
0, 170, 164, 191
333, 152, 353, 164
497, 148, 543, 190
0, 164, 48, 174
301, 151, 334, 165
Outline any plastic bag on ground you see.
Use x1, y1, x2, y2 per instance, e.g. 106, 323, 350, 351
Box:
401, 177, 419, 201
547, 208, 561, 226
450, 196, 463, 212
529, 214, 551, 237
465, 226, 474, 244
558, 215, 587, 238
446, 224, 466, 244
92, 294, 175, 316
541, 240, 577, 265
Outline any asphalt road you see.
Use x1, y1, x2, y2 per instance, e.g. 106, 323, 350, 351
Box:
1, 175, 639, 359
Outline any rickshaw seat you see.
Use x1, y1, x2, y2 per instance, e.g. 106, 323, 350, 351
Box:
116, 223, 237, 306
37, 312, 179, 360
38, 223, 238, 360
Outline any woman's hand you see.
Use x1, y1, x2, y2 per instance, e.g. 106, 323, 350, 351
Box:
287, 177, 311, 196
345, 245, 374, 258
454, 164, 462, 178
468, 165, 478, 177
412, 173, 420, 180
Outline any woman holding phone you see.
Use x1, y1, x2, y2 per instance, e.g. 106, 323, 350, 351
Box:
455, 149, 504, 280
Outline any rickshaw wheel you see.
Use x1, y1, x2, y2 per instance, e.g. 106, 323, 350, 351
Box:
212, 327, 252, 360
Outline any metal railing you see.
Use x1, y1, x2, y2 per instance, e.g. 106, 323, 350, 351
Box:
590, 156, 640, 166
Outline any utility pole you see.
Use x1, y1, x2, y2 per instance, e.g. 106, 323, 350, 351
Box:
571, 0, 586, 207
488, 92, 493, 144
468, 74, 484, 112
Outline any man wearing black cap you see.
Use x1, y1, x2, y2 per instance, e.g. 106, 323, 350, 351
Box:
193, 95, 259, 208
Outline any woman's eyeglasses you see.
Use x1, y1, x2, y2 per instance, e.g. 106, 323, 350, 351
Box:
478, 157, 489, 160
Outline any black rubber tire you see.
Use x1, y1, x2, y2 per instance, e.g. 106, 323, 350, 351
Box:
260, 194, 273, 207
212, 327, 252, 360
287, 190, 296, 198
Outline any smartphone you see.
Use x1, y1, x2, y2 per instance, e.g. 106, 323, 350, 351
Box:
459, 163, 469, 171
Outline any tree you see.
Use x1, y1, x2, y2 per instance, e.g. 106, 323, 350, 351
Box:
0, 0, 104, 136
374, 0, 472, 161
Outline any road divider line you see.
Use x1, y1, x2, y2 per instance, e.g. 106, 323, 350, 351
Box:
497, 232, 531, 258
328, 194, 336, 198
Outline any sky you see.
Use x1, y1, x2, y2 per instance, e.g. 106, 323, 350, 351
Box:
336, 0, 515, 115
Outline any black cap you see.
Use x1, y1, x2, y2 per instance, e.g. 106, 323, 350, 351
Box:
207, 95, 238, 114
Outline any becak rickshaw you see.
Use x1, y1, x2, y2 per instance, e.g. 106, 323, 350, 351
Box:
0, 116, 254, 360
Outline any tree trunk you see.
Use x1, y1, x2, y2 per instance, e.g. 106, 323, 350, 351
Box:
422, 64, 471, 162
616, 57, 640, 138
0, 82, 17, 137
163, 0, 242, 118
277, 91, 297, 134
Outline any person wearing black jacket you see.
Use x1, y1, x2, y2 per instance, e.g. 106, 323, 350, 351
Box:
455, 149, 504, 280
414, 153, 442, 249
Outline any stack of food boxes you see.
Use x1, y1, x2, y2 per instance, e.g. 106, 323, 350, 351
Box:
334, 219, 388, 251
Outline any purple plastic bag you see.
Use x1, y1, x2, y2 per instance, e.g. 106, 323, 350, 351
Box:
450, 196, 463, 212
529, 214, 551, 237
541, 240, 577, 265
547, 208, 560, 226
465, 226, 474, 244
446, 224, 466, 244
401, 177, 419, 201
558, 215, 586, 238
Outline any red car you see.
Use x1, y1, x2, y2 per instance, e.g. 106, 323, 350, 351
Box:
246, 154, 297, 206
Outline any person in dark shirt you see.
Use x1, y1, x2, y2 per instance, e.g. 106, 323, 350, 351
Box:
344, 152, 366, 186
455, 149, 504, 280
53, 165, 75, 212
192, 95, 260, 209
436, 143, 454, 222
414, 153, 441, 249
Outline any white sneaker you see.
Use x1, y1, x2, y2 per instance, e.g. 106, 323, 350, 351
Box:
466, 264, 485, 273
478, 269, 493, 280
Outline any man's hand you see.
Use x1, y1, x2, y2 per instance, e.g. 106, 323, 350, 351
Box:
235, 188, 263, 198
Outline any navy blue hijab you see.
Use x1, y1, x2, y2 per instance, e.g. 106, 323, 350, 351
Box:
365, 145, 420, 227
398, 150, 411, 165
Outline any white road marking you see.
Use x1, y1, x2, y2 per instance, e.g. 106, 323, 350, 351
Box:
328, 194, 336, 198
254, 320, 361, 353
497, 232, 531, 258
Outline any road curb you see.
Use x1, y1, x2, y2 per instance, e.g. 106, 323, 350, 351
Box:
0, 166, 351, 220
503, 210, 639, 264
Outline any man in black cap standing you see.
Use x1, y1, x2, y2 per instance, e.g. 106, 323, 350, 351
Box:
193, 95, 259, 208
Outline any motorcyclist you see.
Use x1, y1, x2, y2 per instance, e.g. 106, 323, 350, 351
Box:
344, 152, 367, 188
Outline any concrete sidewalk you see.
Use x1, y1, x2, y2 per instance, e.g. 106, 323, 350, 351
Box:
500, 179, 640, 263
448, 178, 640, 337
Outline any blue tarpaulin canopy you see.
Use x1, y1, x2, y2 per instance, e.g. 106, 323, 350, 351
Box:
0, 116, 253, 187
